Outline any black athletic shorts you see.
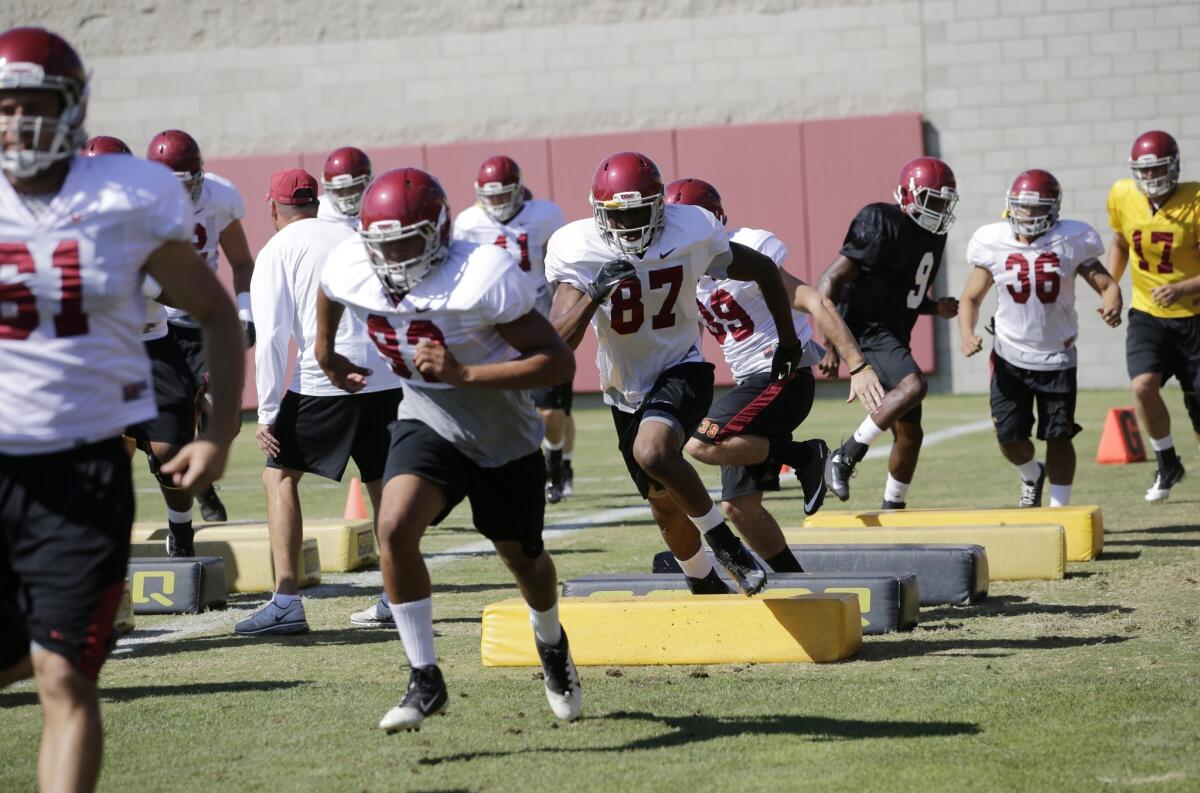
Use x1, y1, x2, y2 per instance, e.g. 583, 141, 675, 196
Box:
611, 361, 715, 499
1125, 308, 1200, 433
134, 329, 200, 445
691, 369, 816, 501
532, 381, 574, 414
858, 326, 923, 425
169, 323, 207, 384
0, 438, 132, 680
265, 389, 401, 482
990, 352, 1080, 443
381, 420, 547, 557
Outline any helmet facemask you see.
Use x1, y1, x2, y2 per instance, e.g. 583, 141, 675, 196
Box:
360, 207, 448, 301
1007, 190, 1059, 238
896, 182, 958, 235
590, 191, 665, 256
0, 77, 87, 178
174, 169, 204, 204
1130, 154, 1179, 199
476, 178, 524, 223
323, 171, 370, 216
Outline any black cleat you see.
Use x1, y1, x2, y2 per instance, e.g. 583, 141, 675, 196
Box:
546, 482, 563, 504
704, 525, 767, 596
535, 629, 582, 721
1018, 462, 1046, 508
562, 461, 574, 497
165, 530, 195, 558
685, 568, 733, 594
825, 446, 856, 502
881, 499, 907, 510
378, 665, 449, 733
1145, 459, 1186, 502
197, 485, 227, 522
796, 439, 830, 516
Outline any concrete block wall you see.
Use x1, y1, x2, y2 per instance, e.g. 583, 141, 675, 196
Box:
4, 0, 1198, 392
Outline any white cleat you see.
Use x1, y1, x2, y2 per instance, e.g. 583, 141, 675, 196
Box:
378, 665, 448, 733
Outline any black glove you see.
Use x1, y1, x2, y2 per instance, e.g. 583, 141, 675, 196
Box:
242, 319, 256, 348
770, 340, 803, 381
585, 258, 637, 304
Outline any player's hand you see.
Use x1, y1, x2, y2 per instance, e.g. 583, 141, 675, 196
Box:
321, 352, 371, 393
160, 438, 228, 494
961, 334, 983, 357
414, 339, 464, 385
255, 423, 279, 457
770, 340, 804, 381
586, 258, 638, 303
1098, 293, 1123, 327
242, 319, 256, 348
1151, 283, 1182, 308
848, 366, 885, 413
818, 346, 840, 379
936, 297, 959, 319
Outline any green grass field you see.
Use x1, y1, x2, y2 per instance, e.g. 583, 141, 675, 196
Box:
2, 388, 1199, 792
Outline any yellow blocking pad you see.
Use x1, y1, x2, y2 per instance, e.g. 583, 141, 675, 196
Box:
804, 505, 1103, 561
481, 594, 862, 666
127, 537, 321, 593
132, 519, 377, 573
784, 524, 1064, 581
114, 580, 135, 635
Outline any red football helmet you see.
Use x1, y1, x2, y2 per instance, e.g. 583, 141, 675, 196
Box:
1006, 169, 1061, 239
82, 135, 131, 156
322, 146, 372, 217
147, 129, 204, 203
894, 156, 958, 235
1129, 130, 1179, 198
359, 168, 451, 299
475, 155, 525, 222
590, 151, 665, 255
0, 27, 89, 178
664, 177, 727, 225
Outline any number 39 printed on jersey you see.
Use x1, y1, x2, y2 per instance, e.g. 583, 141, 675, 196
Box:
0, 240, 89, 340
366, 314, 446, 382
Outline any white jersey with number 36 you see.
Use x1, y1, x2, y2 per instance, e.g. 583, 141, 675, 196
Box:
966, 219, 1104, 371
453, 199, 566, 315
544, 204, 730, 412
0, 155, 192, 454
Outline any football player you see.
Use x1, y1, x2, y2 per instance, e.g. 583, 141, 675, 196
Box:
667, 178, 885, 582
545, 152, 805, 595
319, 145, 371, 229
452, 155, 572, 501
82, 134, 132, 155
819, 156, 961, 509
959, 169, 1122, 507
1107, 130, 1200, 502
316, 168, 581, 731
147, 128, 256, 527
0, 27, 243, 792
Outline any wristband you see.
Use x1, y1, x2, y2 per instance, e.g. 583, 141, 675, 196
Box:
142, 276, 163, 300
849, 361, 872, 376
236, 291, 253, 322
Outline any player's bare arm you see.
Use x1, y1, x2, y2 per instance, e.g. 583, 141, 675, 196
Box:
549, 281, 600, 350
814, 254, 861, 376
725, 242, 800, 350
1078, 259, 1123, 327
220, 219, 256, 293
413, 309, 575, 389
957, 266, 994, 356
1151, 273, 1200, 309
146, 240, 244, 491
314, 291, 370, 393
1106, 232, 1129, 284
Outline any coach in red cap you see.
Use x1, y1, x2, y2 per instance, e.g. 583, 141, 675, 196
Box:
267, 167, 319, 206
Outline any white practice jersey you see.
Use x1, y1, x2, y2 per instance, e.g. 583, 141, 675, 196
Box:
321, 238, 543, 467
544, 204, 731, 412
251, 218, 401, 425
0, 155, 191, 454
966, 220, 1104, 371
317, 195, 358, 230
453, 199, 566, 315
166, 172, 245, 329
698, 227, 819, 381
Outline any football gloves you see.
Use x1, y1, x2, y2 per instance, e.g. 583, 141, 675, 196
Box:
586, 258, 637, 304
770, 340, 804, 381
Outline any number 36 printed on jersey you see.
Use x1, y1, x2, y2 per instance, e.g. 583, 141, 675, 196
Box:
0, 240, 89, 340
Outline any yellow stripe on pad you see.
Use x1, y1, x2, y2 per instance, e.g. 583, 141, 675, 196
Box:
132, 519, 377, 573
480, 594, 862, 666
783, 524, 1064, 581
804, 505, 1102, 561
127, 536, 321, 593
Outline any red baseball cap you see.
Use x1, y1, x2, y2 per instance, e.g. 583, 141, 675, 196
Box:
267, 168, 319, 205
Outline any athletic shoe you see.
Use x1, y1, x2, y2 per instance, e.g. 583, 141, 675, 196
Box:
1145, 460, 1186, 503
233, 598, 310, 636
1018, 463, 1046, 508
165, 530, 194, 558
350, 598, 394, 628
379, 665, 448, 733
546, 481, 563, 505
197, 485, 227, 522
881, 499, 907, 510
535, 629, 582, 721
704, 526, 767, 595
825, 446, 856, 502
685, 568, 732, 595
795, 439, 830, 516
562, 461, 574, 497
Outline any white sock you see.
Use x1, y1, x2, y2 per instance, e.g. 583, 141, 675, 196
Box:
853, 417, 884, 446
167, 507, 192, 524
389, 597, 437, 668
1049, 484, 1072, 507
675, 547, 715, 579
543, 438, 564, 451
884, 474, 910, 504
687, 504, 726, 532
529, 602, 563, 645
1150, 435, 1174, 452
1015, 459, 1042, 483
273, 592, 301, 608
563, 451, 573, 462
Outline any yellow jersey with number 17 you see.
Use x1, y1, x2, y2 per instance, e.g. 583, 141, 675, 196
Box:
1107, 178, 1200, 318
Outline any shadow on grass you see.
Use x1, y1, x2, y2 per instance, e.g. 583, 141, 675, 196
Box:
857, 634, 1133, 662
1115, 524, 1200, 535
121, 627, 397, 660
416, 710, 981, 765
0, 679, 308, 708
303, 581, 515, 599
924, 595, 1133, 621
1096, 550, 1142, 560
1105, 538, 1200, 548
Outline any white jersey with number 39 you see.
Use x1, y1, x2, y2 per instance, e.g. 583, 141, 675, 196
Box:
544, 204, 730, 412
166, 172, 245, 329
965, 219, 1104, 371
0, 155, 192, 454
453, 199, 566, 315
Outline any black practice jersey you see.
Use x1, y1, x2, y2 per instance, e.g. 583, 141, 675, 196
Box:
836, 202, 947, 343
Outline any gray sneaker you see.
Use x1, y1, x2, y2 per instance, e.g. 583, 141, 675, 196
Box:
350, 598, 394, 628
234, 598, 309, 636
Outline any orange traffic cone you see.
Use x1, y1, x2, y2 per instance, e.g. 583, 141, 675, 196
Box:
780, 464, 792, 474
343, 476, 370, 519
1096, 407, 1147, 464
